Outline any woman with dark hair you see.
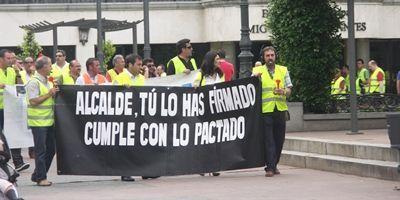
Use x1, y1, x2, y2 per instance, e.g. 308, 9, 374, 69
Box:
193, 51, 223, 177
193, 51, 225, 87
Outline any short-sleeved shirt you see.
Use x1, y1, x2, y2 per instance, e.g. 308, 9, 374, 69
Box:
25, 73, 51, 100
267, 67, 293, 88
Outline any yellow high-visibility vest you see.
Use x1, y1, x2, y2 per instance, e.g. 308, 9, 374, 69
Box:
107, 68, 127, 82
61, 73, 77, 85
50, 62, 70, 80
27, 76, 54, 127
0, 67, 17, 109
369, 67, 385, 93
252, 64, 288, 113
167, 56, 197, 74
114, 71, 145, 86
331, 76, 346, 95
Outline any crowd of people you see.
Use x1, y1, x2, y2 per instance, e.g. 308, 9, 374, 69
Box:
331, 59, 386, 96
0, 39, 294, 200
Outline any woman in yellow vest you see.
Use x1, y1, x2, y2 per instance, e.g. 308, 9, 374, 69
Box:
193, 51, 225, 87
252, 46, 292, 177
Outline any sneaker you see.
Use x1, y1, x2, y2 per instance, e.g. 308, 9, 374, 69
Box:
16, 163, 30, 172
265, 170, 274, 177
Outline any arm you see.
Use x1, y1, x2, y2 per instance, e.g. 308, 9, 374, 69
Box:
166, 61, 175, 75
106, 72, 112, 82
397, 80, 400, 95
29, 90, 55, 106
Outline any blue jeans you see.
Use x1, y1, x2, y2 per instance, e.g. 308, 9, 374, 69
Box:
31, 126, 56, 182
262, 110, 286, 171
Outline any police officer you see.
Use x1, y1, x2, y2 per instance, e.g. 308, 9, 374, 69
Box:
252, 46, 293, 177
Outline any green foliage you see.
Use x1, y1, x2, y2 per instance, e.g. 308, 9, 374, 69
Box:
18, 29, 43, 60
103, 40, 116, 70
266, 0, 345, 113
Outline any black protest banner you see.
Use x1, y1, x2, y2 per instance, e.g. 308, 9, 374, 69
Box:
55, 77, 264, 176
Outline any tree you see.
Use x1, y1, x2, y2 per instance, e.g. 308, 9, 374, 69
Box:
18, 29, 43, 60
103, 40, 116, 71
266, 0, 345, 113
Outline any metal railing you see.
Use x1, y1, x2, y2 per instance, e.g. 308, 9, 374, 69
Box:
331, 93, 400, 113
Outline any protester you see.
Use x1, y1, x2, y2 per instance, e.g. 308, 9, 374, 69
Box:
113, 54, 147, 182
356, 58, 369, 94
106, 54, 126, 83
252, 46, 292, 177
20, 57, 36, 85
143, 58, 157, 78
60, 60, 81, 85
50, 49, 70, 80
21, 56, 37, 159
193, 51, 225, 87
192, 51, 224, 176
216, 49, 234, 82
367, 60, 385, 94
0, 49, 30, 173
156, 64, 167, 77
25, 56, 58, 186
114, 54, 145, 87
167, 39, 197, 75
331, 68, 346, 96
76, 58, 107, 85
341, 64, 350, 93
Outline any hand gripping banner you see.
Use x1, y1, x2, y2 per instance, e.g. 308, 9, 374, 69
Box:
55, 77, 264, 176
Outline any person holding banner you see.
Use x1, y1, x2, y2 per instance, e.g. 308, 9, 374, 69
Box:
114, 54, 145, 86
106, 55, 126, 83
25, 56, 58, 186
76, 58, 107, 85
193, 50, 224, 177
193, 51, 225, 87
166, 39, 197, 75
252, 46, 292, 177
59, 60, 81, 85
0, 49, 30, 173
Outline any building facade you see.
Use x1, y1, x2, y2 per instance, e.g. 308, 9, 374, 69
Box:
0, 0, 399, 91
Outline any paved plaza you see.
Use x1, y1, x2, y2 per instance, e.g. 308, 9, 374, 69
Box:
15, 128, 400, 200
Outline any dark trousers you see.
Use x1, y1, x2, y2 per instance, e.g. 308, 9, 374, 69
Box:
262, 110, 286, 171
31, 126, 56, 182
0, 109, 25, 167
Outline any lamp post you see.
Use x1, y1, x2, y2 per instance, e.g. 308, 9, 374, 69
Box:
347, 0, 362, 135
96, 0, 105, 73
143, 0, 151, 59
238, 0, 254, 78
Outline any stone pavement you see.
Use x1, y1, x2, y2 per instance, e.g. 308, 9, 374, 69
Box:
14, 129, 400, 199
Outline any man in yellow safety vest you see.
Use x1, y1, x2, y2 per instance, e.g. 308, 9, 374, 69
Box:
252, 46, 293, 177
166, 39, 197, 75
